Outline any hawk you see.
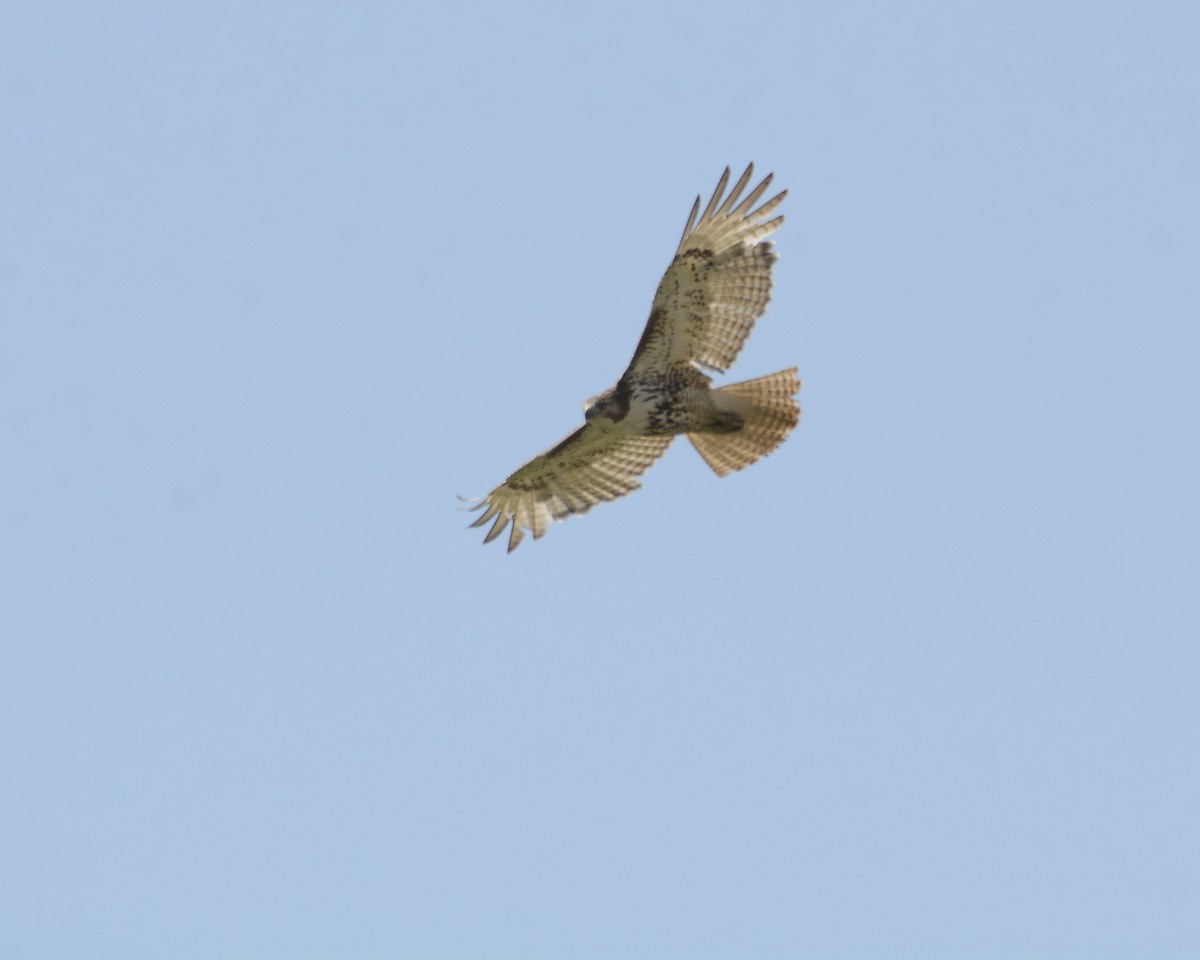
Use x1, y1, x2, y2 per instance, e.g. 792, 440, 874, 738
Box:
468, 164, 801, 552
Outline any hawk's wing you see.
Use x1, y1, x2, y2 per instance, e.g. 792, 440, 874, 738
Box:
468, 425, 674, 552
625, 164, 786, 378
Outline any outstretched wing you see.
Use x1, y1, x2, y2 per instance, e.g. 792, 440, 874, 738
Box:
468, 426, 674, 552
625, 164, 786, 378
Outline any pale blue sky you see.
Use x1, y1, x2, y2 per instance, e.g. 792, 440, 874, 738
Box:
3, 3, 1198, 957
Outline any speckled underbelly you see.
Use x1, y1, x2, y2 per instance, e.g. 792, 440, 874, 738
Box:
628, 377, 717, 436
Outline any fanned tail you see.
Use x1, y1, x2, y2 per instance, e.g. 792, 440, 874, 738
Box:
688, 368, 801, 477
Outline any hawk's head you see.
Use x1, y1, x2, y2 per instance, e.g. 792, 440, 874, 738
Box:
583, 382, 629, 427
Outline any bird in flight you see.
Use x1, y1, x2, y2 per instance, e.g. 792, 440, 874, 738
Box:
468, 164, 801, 552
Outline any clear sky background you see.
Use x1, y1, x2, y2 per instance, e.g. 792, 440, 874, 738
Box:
3, 3, 1197, 957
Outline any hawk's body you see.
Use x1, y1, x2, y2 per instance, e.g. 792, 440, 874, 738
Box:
469, 165, 802, 552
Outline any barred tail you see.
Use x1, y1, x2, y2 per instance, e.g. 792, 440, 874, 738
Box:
688, 368, 801, 477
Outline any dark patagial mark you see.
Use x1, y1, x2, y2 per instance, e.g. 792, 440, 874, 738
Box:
628, 307, 666, 366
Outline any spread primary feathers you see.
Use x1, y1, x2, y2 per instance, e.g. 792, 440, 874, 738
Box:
468, 165, 802, 552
